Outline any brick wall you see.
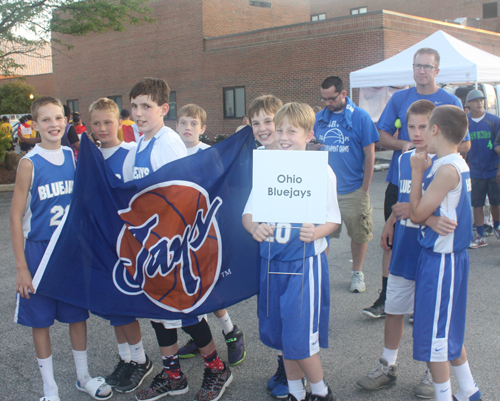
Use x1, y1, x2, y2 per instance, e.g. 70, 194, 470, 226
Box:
0, 74, 54, 97
52, 4, 500, 137
310, 0, 500, 33
202, 0, 310, 37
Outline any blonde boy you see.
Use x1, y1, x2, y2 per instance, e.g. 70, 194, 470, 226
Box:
176, 104, 210, 155
410, 105, 481, 401
242, 103, 341, 401
248, 95, 283, 150
10, 96, 111, 401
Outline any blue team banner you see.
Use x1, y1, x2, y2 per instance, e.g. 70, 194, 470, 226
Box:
33, 128, 260, 320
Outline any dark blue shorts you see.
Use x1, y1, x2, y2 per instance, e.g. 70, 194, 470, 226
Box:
471, 176, 500, 207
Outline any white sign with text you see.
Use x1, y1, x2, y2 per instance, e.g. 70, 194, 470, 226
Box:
252, 150, 328, 224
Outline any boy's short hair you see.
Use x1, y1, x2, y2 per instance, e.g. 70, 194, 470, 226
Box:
129, 77, 170, 106
89, 98, 120, 121
274, 102, 316, 133
121, 109, 131, 119
2, 116, 8, 122
31, 96, 64, 122
177, 104, 207, 126
406, 99, 436, 121
248, 95, 283, 121
413, 48, 440, 67
428, 105, 468, 144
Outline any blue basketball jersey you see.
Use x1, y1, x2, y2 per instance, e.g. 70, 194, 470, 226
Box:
390, 150, 435, 280
23, 146, 75, 241
418, 154, 473, 253
133, 136, 157, 179
100, 142, 136, 182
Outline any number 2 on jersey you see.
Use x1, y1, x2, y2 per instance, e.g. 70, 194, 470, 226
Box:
50, 205, 69, 226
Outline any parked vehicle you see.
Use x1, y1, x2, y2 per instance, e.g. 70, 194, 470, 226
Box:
442, 83, 500, 116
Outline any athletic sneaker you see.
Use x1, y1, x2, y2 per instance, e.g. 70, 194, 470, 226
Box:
362, 296, 385, 318
452, 389, 482, 401
116, 355, 153, 393
409, 314, 414, 324
495, 228, 500, 243
267, 355, 288, 398
135, 370, 189, 400
288, 394, 311, 401
310, 386, 337, 401
415, 368, 434, 399
485, 225, 494, 237
224, 325, 246, 365
194, 363, 233, 401
356, 358, 397, 391
350, 271, 366, 293
469, 235, 487, 249
178, 338, 199, 359
106, 356, 130, 387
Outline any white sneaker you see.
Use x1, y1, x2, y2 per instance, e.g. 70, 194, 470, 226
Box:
351, 271, 366, 293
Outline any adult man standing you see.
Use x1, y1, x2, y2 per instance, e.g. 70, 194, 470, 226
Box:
466, 89, 500, 248
363, 48, 471, 318
314, 76, 379, 292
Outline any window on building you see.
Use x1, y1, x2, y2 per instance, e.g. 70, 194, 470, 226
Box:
311, 13, 326, 21
164, 91, 177, 120
67, 99, 79, 113
351, 6, 368, 15
250, 0, 271, 8
107, 95, 122, 110
224, 87, 246, 119
483, 2, 498, 19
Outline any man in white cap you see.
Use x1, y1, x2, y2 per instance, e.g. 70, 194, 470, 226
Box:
466, 89, 500, 248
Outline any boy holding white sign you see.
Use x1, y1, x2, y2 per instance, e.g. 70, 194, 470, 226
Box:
242, 103, 341, 401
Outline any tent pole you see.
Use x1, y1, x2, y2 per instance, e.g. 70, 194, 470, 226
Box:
350, 88, 352, 100
475, 82, 478, 89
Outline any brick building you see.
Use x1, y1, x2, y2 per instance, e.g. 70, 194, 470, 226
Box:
52, 0, 500, 137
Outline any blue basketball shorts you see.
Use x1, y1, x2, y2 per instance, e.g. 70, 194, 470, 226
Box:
258, 253, 330, 360
93, 311, 137, 327
413, 249, 469, 362
14, 239, 89, 328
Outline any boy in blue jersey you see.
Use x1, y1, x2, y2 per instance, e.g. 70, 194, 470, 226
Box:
243, 103, 341, 401
464, 89, 500, 248
358, 100, 459, 398
89, 98, 152, 394
10, 97, 112, 401
175, 103, 247, 369
410, 105, 481, 401
123, 78, 232, 401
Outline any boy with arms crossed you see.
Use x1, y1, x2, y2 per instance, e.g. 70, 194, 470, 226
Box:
410, 105, 481, 401
243, 103, 341, 401
175, 103, 246, 367
10, 97, 111, 401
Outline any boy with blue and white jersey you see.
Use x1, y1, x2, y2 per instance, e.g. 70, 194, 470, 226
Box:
175, 103, 211, 155
10, 96, 111, 401
243, 103, 341, 401
358, 100, 459, 398
410, 105, 481, 401
465, 89, 500, 248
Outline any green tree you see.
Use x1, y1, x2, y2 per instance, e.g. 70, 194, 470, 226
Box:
0, 0, 153, 76
0, 78, 38, 113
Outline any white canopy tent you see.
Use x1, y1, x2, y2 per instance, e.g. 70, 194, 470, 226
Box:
349, 30, 500, 92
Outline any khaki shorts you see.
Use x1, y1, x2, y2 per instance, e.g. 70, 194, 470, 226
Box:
331, 187, 373, 244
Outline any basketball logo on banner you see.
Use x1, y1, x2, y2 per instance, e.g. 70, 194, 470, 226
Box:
113, 181, 223, 313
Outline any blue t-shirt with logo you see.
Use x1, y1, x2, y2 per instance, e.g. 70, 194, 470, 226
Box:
314, 97, 379, 194
468, 112, 500, 179
377, 87, 464, 186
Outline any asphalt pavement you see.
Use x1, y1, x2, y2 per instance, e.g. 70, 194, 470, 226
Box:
1, 169, 498, 401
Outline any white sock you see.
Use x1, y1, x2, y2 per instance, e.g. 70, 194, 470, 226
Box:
72, 349, 91, 388
434, 380, 453, 401
117, 342, 131, 363
37, 356, 58, 397
382, 347, 398, 366
288, 379, 305, 401
130, 340, 146, 364
310, 379, 328, 397
217, 311, 234, 335
452, 361, 479, 400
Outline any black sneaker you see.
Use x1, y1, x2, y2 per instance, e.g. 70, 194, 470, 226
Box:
288, 393, 311, 401
224, 325, 246, 365
194, 362, 233, 401
362, 291, 386, 318
115, 354, 153, 393
178, 338, 200, 359
310, 386, 337, 401
105, 356, 130, 387
135, 370, 189, 400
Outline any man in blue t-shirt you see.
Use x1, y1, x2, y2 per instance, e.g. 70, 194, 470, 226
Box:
314, 76, 379, 293
466, 89, 500, 248
363, 48, 471, 319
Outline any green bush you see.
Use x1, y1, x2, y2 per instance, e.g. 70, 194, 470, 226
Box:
0, 136, 13, 162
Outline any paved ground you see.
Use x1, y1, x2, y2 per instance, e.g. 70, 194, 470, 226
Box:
1, 169, 499, 401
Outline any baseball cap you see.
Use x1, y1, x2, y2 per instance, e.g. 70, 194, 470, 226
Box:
121, 109, 131, 118
466, 89, 485, 102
